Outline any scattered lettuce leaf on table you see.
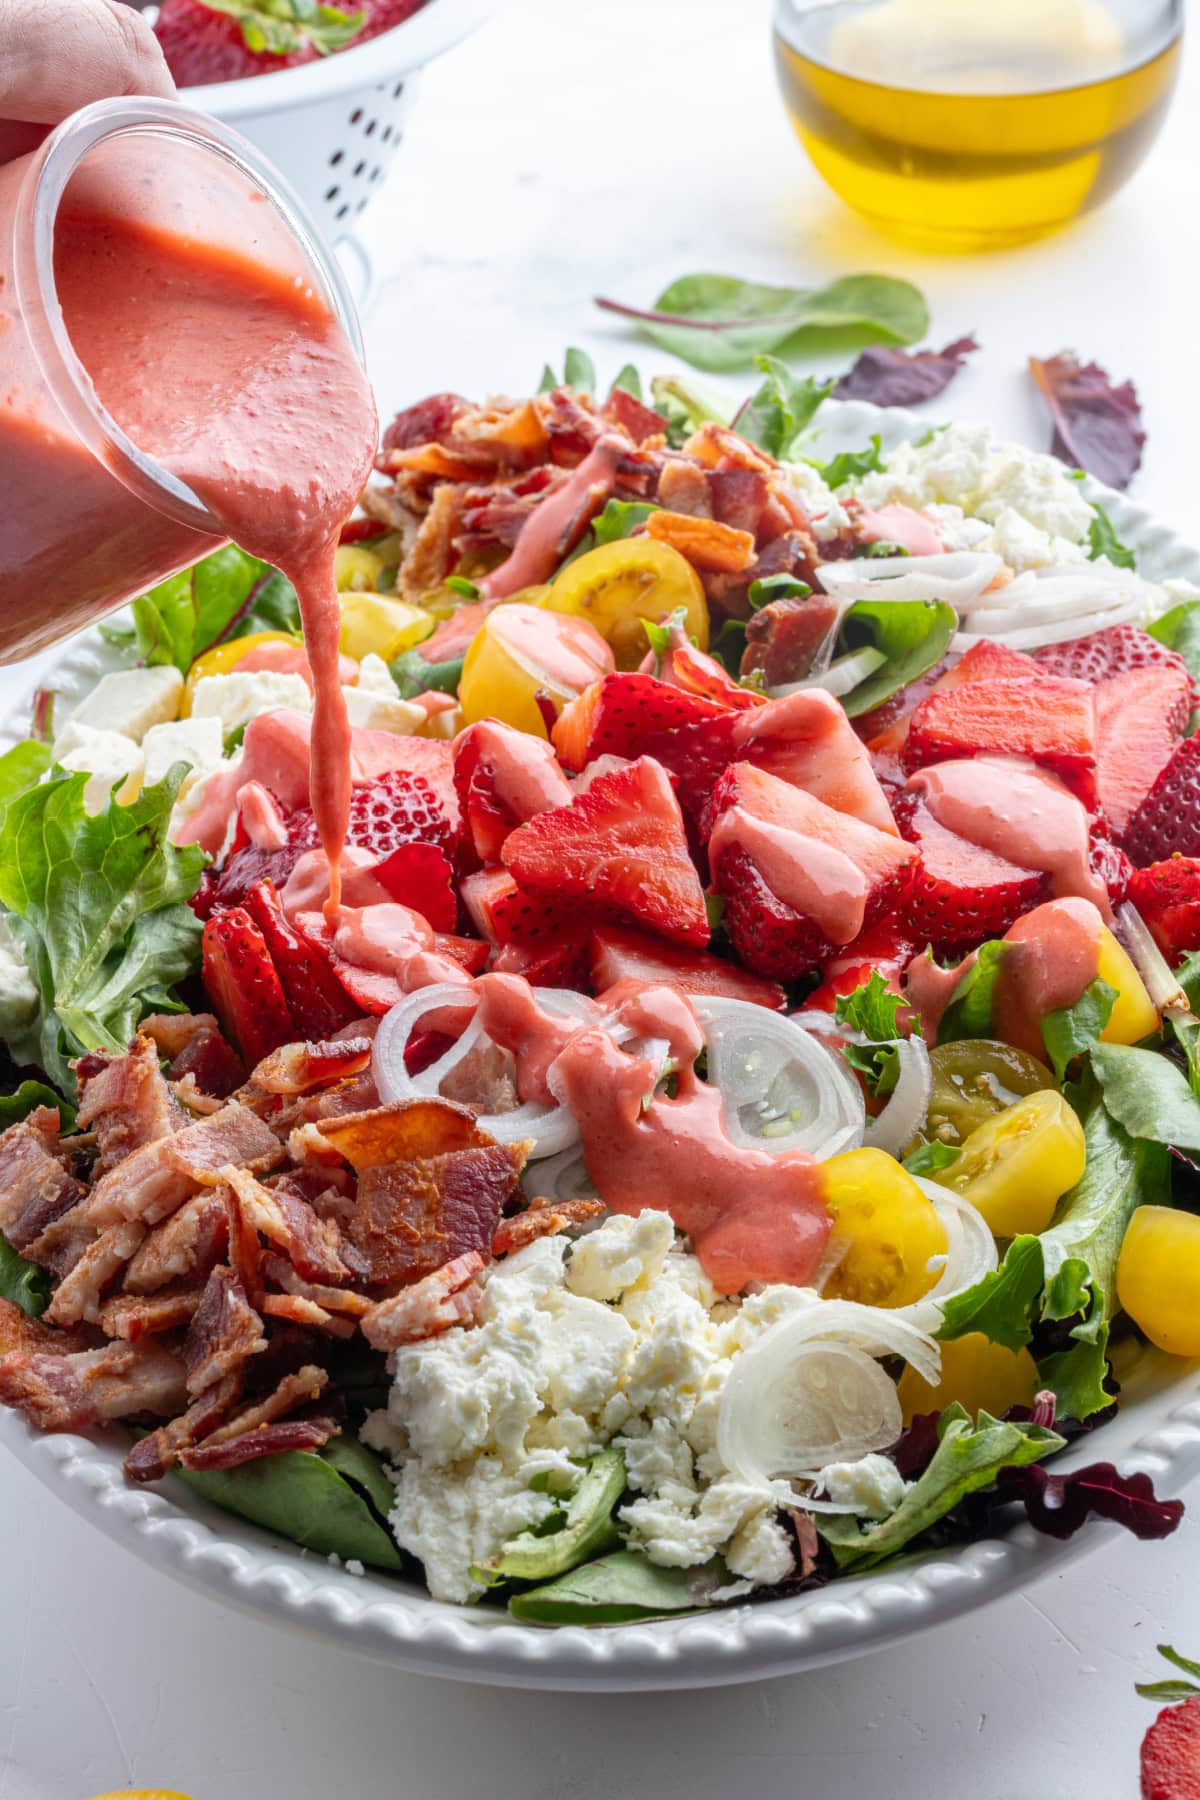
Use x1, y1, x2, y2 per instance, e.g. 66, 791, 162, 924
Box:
1028, 351, 1145, 491
832, 336, 978, 408
0, 768, 206, 1092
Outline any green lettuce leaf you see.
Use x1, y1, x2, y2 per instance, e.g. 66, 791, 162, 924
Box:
835, 970, 915, 1097
936, 940, 1009, 1044
1087, 503, 1136, 570
389, 646, 465, 699
0, 741, 51, 813
806, 435, 886, 489
818, 1406, 1064, 1569
1090, 1041, 1200, 1151
611, 363, 643, 400
837, 597, 957, 718
597, 272, 928, 373
174, 1433, 403, 1571
0, 769, 206, 1092
127, 545, 301, 675
0, 1080, 74, 1132
1041, 978, 1117, 1082
649, 374, 730, 447
508, 1549, 722, 1624
733, 356, 832, 458
0, 1233, 49, 1318
903, 1140, 962, 1178
484, 1449, 625, 1584
559, 498, 661, 570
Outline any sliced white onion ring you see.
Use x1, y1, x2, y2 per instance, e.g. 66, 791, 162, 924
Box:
693, 997, 865, 1160
863, 1035, 933, 1158
522, 1143, 599, 1205
952, 599, 1143, 653
815, 550, 1004, 609
900, 1180, 999, 1332
373, 983, 596, 1158
717, 1298, 939, 1484
768, 644, 886, 701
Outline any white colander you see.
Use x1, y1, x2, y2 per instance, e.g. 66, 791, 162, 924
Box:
166, 0, 495, 252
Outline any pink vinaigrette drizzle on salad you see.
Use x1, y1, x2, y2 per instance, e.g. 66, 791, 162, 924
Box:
3, 358, 1200, 1620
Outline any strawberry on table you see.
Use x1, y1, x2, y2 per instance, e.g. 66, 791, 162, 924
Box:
1124, 735, 1200, 865
704, 762, 916, 979
903, 674, 1098, 807
893, 787, 1047, 953
1127, 858, 1200, 960
589, 923, 787, 1011
1094, 665, 1191, 838
502, 755, 710, 946
202, 907, 296, 1066
1140, 1697, 1200, 1800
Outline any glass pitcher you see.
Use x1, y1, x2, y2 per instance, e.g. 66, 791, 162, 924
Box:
0, 96, 364, 662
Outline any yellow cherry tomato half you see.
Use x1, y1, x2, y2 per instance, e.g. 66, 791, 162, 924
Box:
1095, 926, 1160, 1047
338, 592, 434, 663
1117, 1205, 1200, 1357
820, 1146, 949, 1309
921, 1039, 1055, 1149
458, 601, 614, 738
897, 1332, 1039, 1425
543, 538, 708, 670
182, 630, 298, 714
936, 1089, 1085, 1238
335, 542, 388, 592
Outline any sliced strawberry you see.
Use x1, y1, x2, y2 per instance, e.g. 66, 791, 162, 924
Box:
240, 882, 359, 1040
589, 923, 786, 1011
503, 756, 709, 946
345, 768, 453, 860
1094, 664, 1191, 837
211, 799, 320, 911
1035, 621, 1193, 689
1089, 821, 1133, 909
1140, 1697, 1200, 1800
1123, 733, 1200, 865
493, 933, 593, 989
453, 720, 573, 864
372, 843, 457, 931
904, 675, 1098, 807
804, 918, 918, 1012
434, 933, 491, 976
459, 867, 581, 946
551, 673, 727, 769
731, 689, 899, 835
202, 908, 296, 1065
704, 762, 915, 979
655, 624, 764, 713
864, 640, 1042, 782
893, 789, 1047, 952
1127, 858, 1200, 960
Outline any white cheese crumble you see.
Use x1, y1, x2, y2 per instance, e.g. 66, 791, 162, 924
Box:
364, 1214, 807, 1603
356, 652, 402, 696
190, 670, 312, 735
813, 1453, 909, 1521
68, 665, 183, 742
55, 724, 143, 813
141, 716, 224, 790
341, 684, 425, 735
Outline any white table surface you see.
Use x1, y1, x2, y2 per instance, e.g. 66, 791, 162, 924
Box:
3, 1, 1199, 1794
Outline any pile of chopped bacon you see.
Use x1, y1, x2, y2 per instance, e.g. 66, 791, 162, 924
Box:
0, 1016, 599, 1480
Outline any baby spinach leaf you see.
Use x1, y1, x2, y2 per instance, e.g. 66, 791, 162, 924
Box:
486, 1449, 625, 1583
805, 435, 886, 489
610, 363, 643, 400
560, 499, 660, 569
936, 940, 1008, 1044
1090, 1042, 1200, 1152
597, 273, 928, 373
389, 647, 466, 699
0, 1233, 50, 1318
747, 573, 811, 608
175, 1435, 403, 1571
903, 1140, 961, 1178
1040, 978, 1117, 1082
732, 356, 832, 458
818, 1406, 1063, 1570
1087, 503, 1136, 570
0, 741, 51, 813
508, 1549, 722, 1624
836, 597, 956, 717
563, 347, 597, 393
0, 1081, 74, 1131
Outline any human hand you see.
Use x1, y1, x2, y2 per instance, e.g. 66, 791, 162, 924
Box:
0, 0, 174, 162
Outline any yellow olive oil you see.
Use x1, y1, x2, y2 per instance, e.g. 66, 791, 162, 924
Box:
774, 0, 1181, 250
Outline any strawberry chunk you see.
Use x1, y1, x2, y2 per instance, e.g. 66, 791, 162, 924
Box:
804, 918, 918, 1012
1140, 1696, 1200, 1800
1035, 621, 1193, 689
589, 923, 787, 1011
893, 789, 1048, 953
201, 908, 296, 1065
453, 720, 573, 864
493, 933, 593, 989
459, 867, 580, 947
704, 762, 915, 979
240, 881, 361, 1041
502, 756, 709, 946
1127, 858, 1200, 960
551, 672, 728, 769
345, 768, 454, 860
730, 689, 899, 834
369, 843, 457, 931
1124, 735, 1200, 866
904, 675, 1098, 807
655, 623, 764, 713
864, 640, 1043, 785
1094, 665, 1192, 837
433, 933, 491, 976
211, 798, 321, 911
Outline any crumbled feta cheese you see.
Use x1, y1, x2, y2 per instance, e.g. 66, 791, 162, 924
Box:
0, 914, 37, 1037
68, 665, 183, 742
368, 1216, 800, 1602
190, 670, 312, 735
781, 461, 850, 539
725, 1508, 797, 1586
356, 652, 401, 696
340, 684, 425, 735
141, 716, 224, 789
57, 725, 143, 813
814, 1452, 908, 1520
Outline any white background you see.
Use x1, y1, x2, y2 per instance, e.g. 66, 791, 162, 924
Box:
2, 0, 1199, 1794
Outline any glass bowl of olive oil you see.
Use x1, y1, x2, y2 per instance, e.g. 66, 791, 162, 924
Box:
774, 0, 1182, 251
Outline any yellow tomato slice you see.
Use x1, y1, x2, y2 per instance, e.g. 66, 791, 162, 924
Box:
543, 538, 708, 669
338, 592, 434, 662
820, 1146, 949, 1308
898, 1332, 1039, 1424
1117, 1205, 1200, 1356
334, 543, 387, 592
458, 602, 613, 737
1095, 926, 1159, 1047
937, 1089, 1085, 1237
182, 630, 298, 714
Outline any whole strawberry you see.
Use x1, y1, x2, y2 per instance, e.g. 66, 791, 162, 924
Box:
155, 0, 426, 86
1137, 1645, 1200, 1800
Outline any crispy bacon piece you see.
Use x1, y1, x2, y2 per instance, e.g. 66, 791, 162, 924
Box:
250, 1038, 373, 1097
194, 1365, 328, 1450
183, 1266, 266, 1397
381, 391, 471, 454
142, 1011, 246, 1100
97, 1286, 204, 1342
74, 1035, 183, 1173
362, 1251, 487, 1349
45, 1221, 146, 1328
451, 399, 550, 464
682, 422, 777, 474
0, 1108, 85, 1255
603, 386, 667, 445
260, 1253, 372, 1318
171, 1074, 225, 1115
656, 458, 713, 519
0, 1335, 186, 1432
399, 482, 467, 598
316, 1099, 525, 1287
740, 594, 843, 688
706, 528, 820, 622
123, 1194, 228, 1295
221, 1165, 349, 1283
179, 1413, 339, 1472
123, 1371, 243, 1481
0, 1298, 91, 1359
492, 1198, 606, 1256
457, 466, 567, 551
644, 509, 756, 573
538, 386, 607, 460
261, 1293, 355, 1336
86, 1101, 284, 1229
709, 468, 770, 537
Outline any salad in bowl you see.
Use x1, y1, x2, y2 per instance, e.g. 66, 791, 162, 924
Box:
1, 361, 1197, 1630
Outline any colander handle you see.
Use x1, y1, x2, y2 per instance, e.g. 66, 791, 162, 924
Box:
334, 232, 377, 317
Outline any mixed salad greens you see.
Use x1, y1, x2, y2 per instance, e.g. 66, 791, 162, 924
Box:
1, 354, 1197, 1624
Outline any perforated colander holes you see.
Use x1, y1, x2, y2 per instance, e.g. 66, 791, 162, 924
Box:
324, 92, 407, 219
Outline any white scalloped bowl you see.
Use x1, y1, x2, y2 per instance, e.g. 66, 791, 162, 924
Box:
3, 399, 1200, 1690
